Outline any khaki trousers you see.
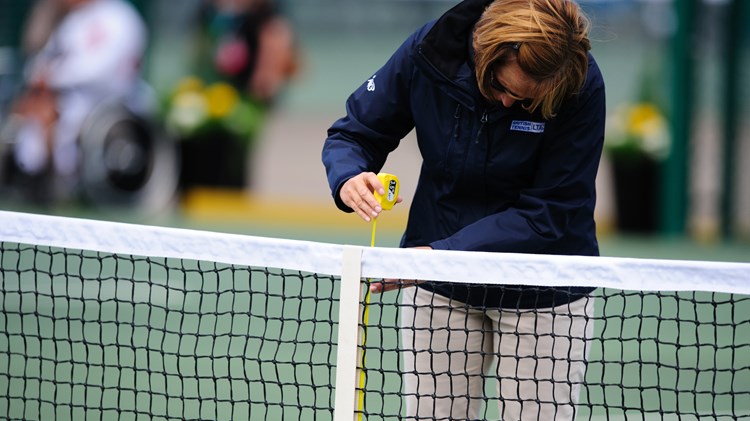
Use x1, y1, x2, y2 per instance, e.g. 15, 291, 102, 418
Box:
400, 286, 595, 420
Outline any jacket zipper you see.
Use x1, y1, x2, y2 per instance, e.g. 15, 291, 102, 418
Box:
452, 104, 462, 139
477, 110, 490, 213
475, 111, 488, 144
444, 104, 463, 174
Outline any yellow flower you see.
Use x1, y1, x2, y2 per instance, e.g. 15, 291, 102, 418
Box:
605, 102, 670, 160
628, 103, 663, 138
203, 82, 240, 118
172, 76, 205, 96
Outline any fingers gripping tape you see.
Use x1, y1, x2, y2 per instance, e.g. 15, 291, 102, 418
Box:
373, 173, 399, 210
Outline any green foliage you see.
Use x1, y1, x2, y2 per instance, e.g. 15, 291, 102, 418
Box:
162, 77, 264, 145
605, 102, 670, 162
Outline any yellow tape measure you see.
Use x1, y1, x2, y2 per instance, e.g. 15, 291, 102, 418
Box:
372, 173, 400, 211
358, 173, 399, 419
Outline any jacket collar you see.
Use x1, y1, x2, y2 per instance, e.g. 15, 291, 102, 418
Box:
417, 0, 541, 119
418, 0, 493, 79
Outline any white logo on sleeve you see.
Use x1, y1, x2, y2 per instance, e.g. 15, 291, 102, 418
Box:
366, 75, 376, 92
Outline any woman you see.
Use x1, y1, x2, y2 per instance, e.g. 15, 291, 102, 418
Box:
322, 0, 605, 419
207, 0, 299, 105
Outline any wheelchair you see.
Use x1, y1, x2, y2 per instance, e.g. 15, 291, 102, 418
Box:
0, 101, 179, 215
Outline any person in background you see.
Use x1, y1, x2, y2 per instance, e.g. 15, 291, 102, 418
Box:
206, 0, 298, 105
174, 0, 298, 189
322, 0, 605, 419
7, 0, 148, 201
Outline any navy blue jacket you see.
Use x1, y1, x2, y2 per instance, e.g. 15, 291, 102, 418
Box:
322, 0, 605, 309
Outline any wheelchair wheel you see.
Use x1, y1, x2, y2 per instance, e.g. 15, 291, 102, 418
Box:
78, 103, 179, 214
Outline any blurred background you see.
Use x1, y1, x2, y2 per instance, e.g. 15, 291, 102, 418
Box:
0, 0, 748, 259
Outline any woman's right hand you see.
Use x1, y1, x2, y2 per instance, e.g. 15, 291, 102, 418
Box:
339, 172, 402, 222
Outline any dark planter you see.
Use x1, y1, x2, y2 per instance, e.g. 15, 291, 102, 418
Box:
611, 153, 662, 234
178, 130, 249, 189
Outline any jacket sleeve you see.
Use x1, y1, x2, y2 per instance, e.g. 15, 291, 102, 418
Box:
431, 74, 606, 254
321, 31, 419, 212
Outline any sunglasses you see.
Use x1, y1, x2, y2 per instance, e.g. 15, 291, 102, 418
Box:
487, 43, 534, 105
489, 73, 532, 105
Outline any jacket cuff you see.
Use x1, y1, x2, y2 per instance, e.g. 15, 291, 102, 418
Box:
429, 238, 452, 251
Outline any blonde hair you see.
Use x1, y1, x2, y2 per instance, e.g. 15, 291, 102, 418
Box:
472, 0, 591, 119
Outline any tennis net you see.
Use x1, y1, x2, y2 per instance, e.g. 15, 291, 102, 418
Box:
1, 210, 749, 420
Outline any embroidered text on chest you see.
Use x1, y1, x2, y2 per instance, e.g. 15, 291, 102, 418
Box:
510, 120, 545, 133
